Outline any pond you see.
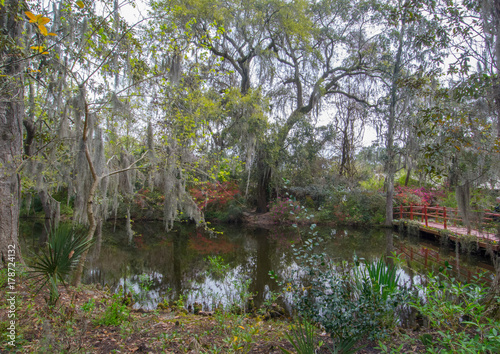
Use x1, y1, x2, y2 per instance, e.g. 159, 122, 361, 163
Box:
19, 220, 495, 311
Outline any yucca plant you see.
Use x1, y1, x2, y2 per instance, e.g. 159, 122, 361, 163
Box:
280, 317, 318, 354
29, 224, 93, 305
280, 318, 360, 354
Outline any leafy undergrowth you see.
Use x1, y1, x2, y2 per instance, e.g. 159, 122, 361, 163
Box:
0, 271, 430, 353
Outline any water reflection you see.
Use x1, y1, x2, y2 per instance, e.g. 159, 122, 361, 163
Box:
19, 221, 495, 311
83, 223, 390, 310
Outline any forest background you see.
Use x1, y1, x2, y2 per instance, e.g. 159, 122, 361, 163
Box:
1, 0, 500, 271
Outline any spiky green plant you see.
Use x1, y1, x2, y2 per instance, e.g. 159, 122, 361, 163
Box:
364, 258, 399, 301
280, 317, 317, 354
280, 318, 360, 354
29, 224, 92, 305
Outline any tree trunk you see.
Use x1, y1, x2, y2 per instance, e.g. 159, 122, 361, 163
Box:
404, 166, 412, 187
495, 0, 500, 138
385, 14, 406, 227
255, 155, 272, 213
71, 177, 99, 286
72, 99, 99, 286
0, 0, 24, 267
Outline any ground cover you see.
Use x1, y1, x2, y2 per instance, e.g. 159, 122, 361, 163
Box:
0, 272, 430, 353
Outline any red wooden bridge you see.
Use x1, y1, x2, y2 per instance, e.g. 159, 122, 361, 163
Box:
395, 243, 494, 285
394, 205, 500, 252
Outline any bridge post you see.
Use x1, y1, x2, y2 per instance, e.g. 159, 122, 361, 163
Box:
410, 205, 413, 220
424, 205, 428, 227
443, 207, 447, 229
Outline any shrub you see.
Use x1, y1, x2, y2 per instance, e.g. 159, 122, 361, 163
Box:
410, 272, 500, 352
29, 224, 92, 305
94, 292, 130, 326
269, 197, 302, 224
319, 189, 385, 225
293, 257, 405, 343
436, 190, 458, 208
359, 174, 385, 191
204, 199, 244, 223
281, 230, 407, 346
393, 186, 438, 207
190, 181, 240, 212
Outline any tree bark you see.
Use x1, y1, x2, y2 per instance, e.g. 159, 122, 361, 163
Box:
72, 99, 98, 286
495, 0, 500, 138
255, 149, 272, 213
385, 13, 406, 227
0, 0, 24, 268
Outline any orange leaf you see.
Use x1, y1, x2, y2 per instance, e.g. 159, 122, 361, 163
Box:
38, 17, 50, 25
48, 32, 56, 36
30, 45, 48, 54
38, 24, 48, 36
25, 11, 37, 22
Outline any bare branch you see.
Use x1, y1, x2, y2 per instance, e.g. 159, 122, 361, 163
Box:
103, 151, 149, 178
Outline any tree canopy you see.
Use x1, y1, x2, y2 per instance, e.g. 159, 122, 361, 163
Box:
1, 0, 499, 269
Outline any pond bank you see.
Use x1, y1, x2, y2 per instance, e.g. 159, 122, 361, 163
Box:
0, 271, 428, 353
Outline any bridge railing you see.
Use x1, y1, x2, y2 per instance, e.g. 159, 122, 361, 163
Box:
395, 243, 493, 285
394, 205, 500, 234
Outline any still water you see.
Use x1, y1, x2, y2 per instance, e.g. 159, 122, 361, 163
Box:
19, 220, 494, 311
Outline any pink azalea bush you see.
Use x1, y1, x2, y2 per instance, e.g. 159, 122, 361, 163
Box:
269, 197, 302, 224
393, 186, 439, 207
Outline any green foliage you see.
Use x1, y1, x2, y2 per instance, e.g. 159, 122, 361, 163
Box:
94, 292, 130, 326
81, 298, 96, 316
282, 231, 407, 347
0, 267, 7, 288
206, 255, 230, 280
213, 311, 261, 352
361, 257, 400, 302
396, 169, 420, 187
439, 190, 458, 208
204, 199, 244, 223
29, 224, 92, 305
280, 318, 318, 354
281, 316, 360, 354
359, 174, 385, 191
318, 189, 385, 225
410, 273, 500, 353
125, 273, 155, 306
